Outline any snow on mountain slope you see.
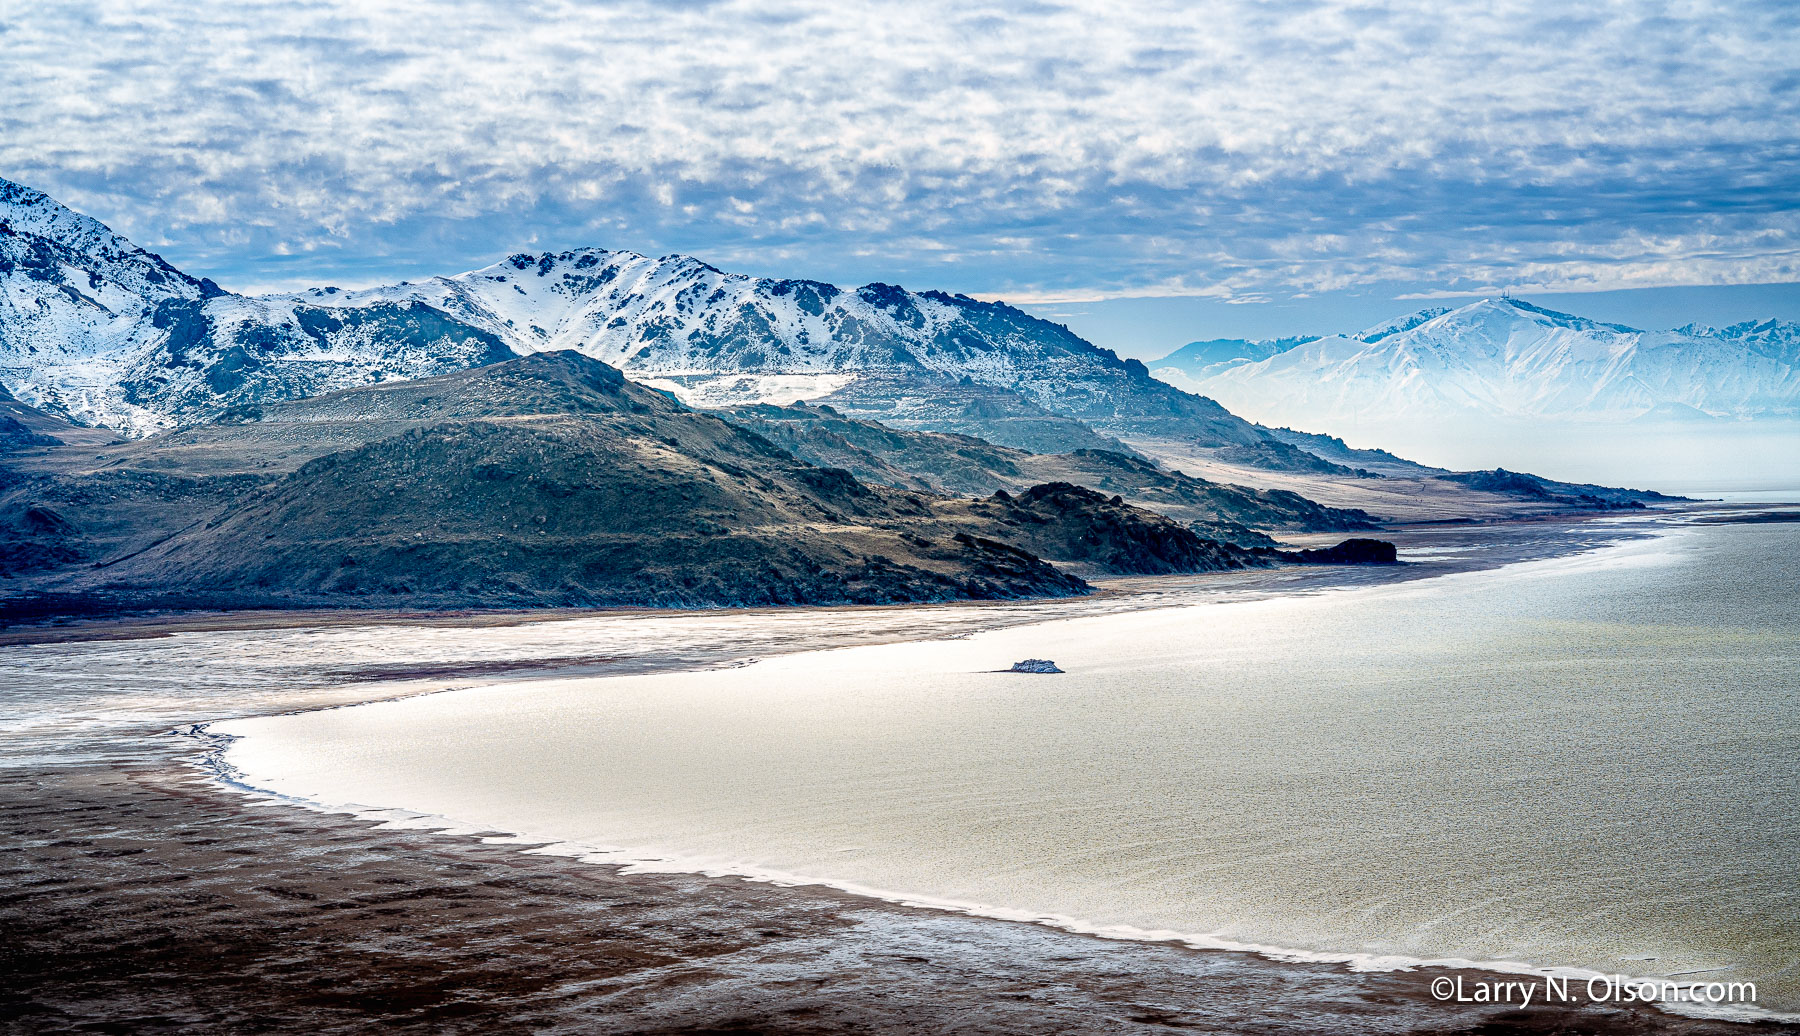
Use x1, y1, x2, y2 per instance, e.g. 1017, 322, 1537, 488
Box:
1678, 318, 1800, 365
1150, 336, 1315, 381
1147, 311, 1453, 386
282, 248, 1266, 450
1156, 298, 1800, 427
281, 252, 979, 379
0, 178, 1262, 451
1352, 307, 1452, 344
0, 179, 216, 431
0, 178, 515, 434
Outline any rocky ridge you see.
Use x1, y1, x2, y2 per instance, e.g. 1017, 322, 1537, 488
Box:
1, 177, 1278, 462
0, 352, 1289, 617
721, 401, 1377, 545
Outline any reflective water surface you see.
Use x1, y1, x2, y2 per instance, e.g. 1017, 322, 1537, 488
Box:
216, 521, 1800, 1015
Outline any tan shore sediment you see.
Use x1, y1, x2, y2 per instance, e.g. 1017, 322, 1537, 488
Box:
5, 512, 1790, 1034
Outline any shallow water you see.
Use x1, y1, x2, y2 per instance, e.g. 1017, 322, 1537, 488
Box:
217, 521, 1800, 1015
1, 517, 1622, 771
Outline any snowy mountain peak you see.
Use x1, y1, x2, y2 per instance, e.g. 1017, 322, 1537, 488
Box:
0, 176, 218, 311
1353, 306, 1449, 342
1675, 318, 1800, 362
1465, 297, 1640, 335
1155, 295, 1800, 425
1699, 317, 1800, 339
297, 244, 1254, 450
3, 177, 136, 258
0, 178, 515, 433
0, 178, 1257, 450
314, 245, 1125, 388
1395, 298, 1645, 345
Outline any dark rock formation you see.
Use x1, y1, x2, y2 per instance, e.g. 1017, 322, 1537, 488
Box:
949, 483, 1273, 576
0, 412, 62, 450
1281, 538, 1399, 565
7, 353, 1295, 617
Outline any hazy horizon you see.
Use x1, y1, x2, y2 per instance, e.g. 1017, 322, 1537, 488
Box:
1032, 282, 1800, 362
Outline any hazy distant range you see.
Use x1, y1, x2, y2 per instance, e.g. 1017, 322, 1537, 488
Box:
1149, 298, 1800, 493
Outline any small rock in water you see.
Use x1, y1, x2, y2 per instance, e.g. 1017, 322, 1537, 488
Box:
1009, 658, 1063, 674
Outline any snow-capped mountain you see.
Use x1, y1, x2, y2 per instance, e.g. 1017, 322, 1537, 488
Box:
1150, 336, 1313, 381
1150, 310, 1459, 382
0, 177, 1262, 452
287, 248, 1260, 450
0, 179, 511, 435
1, 178, 214, 433
1153, 298, 1800, 426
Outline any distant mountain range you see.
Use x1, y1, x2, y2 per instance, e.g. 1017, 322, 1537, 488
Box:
0, 176, 1260, 456
1151, 298, 1800, 427
0, 175, 1703, 520
0, 177, 1697, 618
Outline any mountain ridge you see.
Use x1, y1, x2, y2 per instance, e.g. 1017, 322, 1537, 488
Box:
1152, 297, 1800, 425
0, 177, 1267, 458
2, 350, 1299, 616
720, 401, 1378, 544
0, 177, 518, 437
292, 246, 1265, 452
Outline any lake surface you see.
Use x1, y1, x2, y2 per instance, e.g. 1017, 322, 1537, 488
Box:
216, 520, 1800, 1016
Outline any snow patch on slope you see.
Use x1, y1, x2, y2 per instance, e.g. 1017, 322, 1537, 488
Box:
1165, 298, 1800, 426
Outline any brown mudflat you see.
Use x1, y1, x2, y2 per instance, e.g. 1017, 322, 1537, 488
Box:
6, 751, 1786, 1035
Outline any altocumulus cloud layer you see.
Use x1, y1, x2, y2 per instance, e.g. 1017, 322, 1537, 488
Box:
3, 0, 1797, 299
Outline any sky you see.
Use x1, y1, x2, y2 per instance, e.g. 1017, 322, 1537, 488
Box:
4, 0, 1798, 358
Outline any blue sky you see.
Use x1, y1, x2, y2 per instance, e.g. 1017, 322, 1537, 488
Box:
5, 0, 1798, 357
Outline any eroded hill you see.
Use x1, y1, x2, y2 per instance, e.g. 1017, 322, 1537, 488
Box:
0, 352, 1281, 617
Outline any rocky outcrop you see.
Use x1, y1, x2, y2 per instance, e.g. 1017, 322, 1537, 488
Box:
5, 353, 1235, 616
1278, 538, 1399, 565
101, 414, 1086, 609
0, 413, 61, 450
722, 403, 1378, 543
949, 483, 1273, 577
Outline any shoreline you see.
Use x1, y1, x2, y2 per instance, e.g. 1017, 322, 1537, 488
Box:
0, 506, 1730, 649
8, 509, 1794, 1033
193, 516, 1796, 1030
200, 735, 1797, 1029
17, 747, 1783, 1035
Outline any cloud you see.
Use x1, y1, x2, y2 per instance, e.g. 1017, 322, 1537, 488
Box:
3, 0, 1797, 299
